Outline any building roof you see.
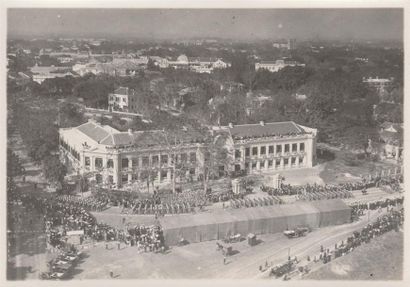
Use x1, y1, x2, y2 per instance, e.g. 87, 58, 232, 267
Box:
77, 121, 111, 143
113, 87, 131, 96
380, 121, 402, 132
227, 121, 307, 139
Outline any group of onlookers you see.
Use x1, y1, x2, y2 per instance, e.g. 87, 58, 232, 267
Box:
15, 193, 165, 253
350, 197, 404, 218
230, 195, 283, 209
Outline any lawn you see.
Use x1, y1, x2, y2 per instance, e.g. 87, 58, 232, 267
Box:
318, 148, 399, 184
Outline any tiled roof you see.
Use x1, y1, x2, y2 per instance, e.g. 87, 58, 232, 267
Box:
227, 121, 305, 139
113, 133, 135, 146
113, 87, 131, 96
77, 122, 111, 143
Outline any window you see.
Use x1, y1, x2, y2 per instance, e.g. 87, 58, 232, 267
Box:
300, 143, 305, 152
252, 162, 257, 169
235, 164, 241, 171
204, 151, 211, 161
95, 158, 103, 168
122, 158, 129, 168
268, 160, 273, 167
161, 155, 168, 165
276, 145, 282, 154
107, 159, 114, 168
245, 147, 250, 157
116, 97, 120, 102
152, 155, 159, 165
122, 98, 126, 102
245, 162, 249, 169
260, 146, 266, 155
276, 159, 281, 167
132, 173, 138, 181
268, 145, 274, 154
122, 174, 128, 183
161, 170, 168, 179
142, 156, 149, 165
284, 144, 290, 153
189, 168, 195, 175
132, 158, 138, 167
85, 157, 90, 166
292, 143, 297, 152
190, 152, 196, 163
252, 147, 258, 156
180, 153, 187, 163
235, 149, 241, 159
284, 158, 289, 165
291, 157, 296, 165
108, 175, 113, 184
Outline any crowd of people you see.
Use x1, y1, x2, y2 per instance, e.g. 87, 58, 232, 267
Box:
56, 195, 107, 212
333, 209, 403, 259
16, 193, 165, 253
230, 195, 283, 209
261, 173, 403, 199
350, 197, 404, 218
298, 189, 353, 201
128, 225, 164, 253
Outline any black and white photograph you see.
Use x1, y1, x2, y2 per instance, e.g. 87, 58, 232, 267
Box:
2, 1, 408, 284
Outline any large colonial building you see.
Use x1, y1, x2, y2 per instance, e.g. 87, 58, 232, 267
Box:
59, 120, 317, 188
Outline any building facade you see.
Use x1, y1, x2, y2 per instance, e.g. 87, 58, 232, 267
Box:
223, 121, 317, 174
59, 120, 317, 189
108, 87, 139, 112
255, 59, 305, 73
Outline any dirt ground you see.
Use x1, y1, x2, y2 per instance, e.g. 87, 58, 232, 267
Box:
304, 231, 403, 280
67, 208, 389, 279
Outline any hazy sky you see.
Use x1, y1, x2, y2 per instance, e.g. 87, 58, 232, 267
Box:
8, 8, 403, 41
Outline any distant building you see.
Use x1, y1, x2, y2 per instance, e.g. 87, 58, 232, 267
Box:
379, 122, 403, 161
150, 56, 169, 68
245, 92, 273, 116
272, 39, 296, 50
167, 54, 231, 73
363, 77, 393, 92
108, 87, 139, 113
255, 59, 305, 73
30, 64, 76, 84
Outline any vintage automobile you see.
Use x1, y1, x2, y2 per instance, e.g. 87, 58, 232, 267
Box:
283, 227, 310, 238
223, 233, 243, 243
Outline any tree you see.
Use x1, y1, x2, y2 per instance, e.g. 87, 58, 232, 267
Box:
58, 102, 85, 128
42, 155, 67, 184
199, 129, 233, 194
7, 149, 24, 178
